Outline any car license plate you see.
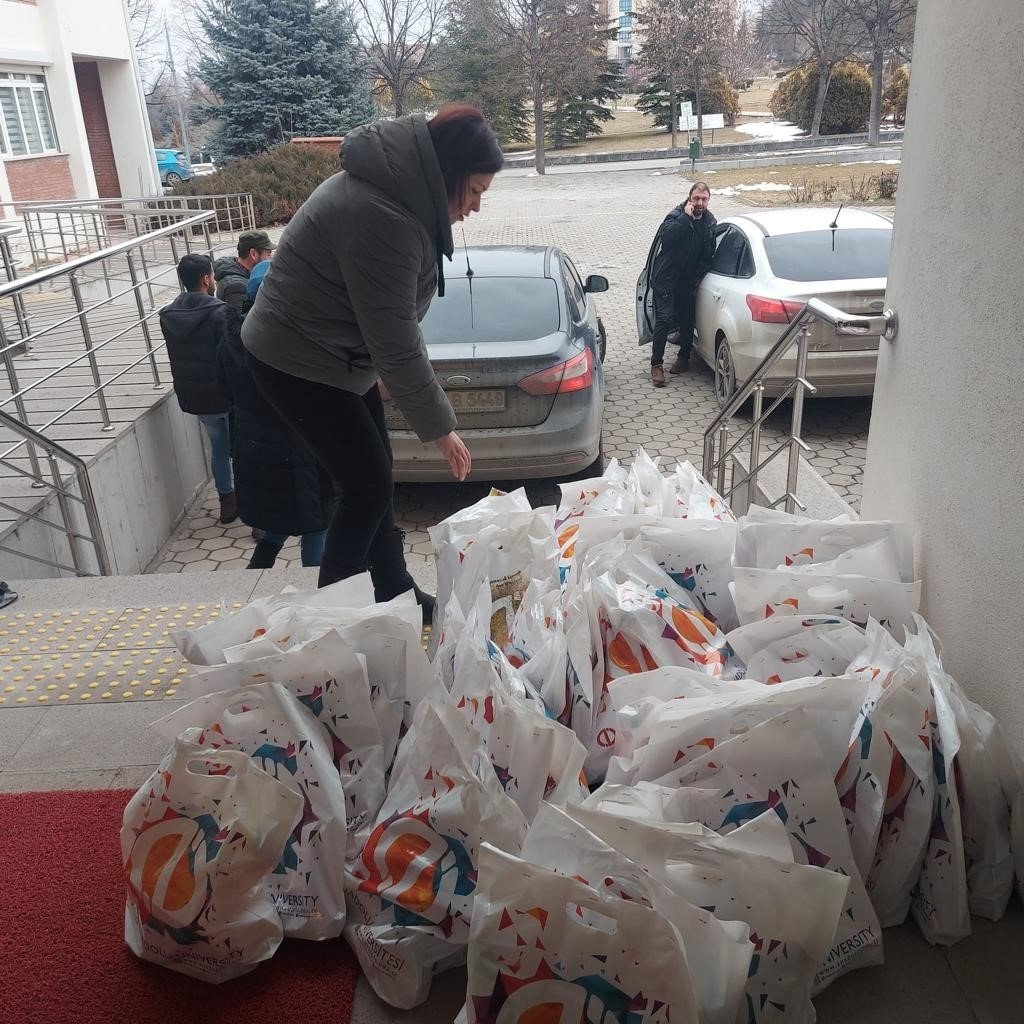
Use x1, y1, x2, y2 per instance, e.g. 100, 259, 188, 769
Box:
446, 389, 506, 414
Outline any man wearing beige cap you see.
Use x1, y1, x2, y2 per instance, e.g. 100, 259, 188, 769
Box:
214, 230, 275, 311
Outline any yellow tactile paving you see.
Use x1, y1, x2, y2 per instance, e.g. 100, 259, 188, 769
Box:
0, 605, 433, 704
0, 609, 121, 656
0, 603, 241, 706
95, 603, 244, 650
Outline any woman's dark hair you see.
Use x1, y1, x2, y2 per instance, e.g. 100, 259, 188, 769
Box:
177, 253, 213, 291
427, 104, 504, 203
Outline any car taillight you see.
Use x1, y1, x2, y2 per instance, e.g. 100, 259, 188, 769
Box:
746, 294, 806, 323
518, 348, 593, 396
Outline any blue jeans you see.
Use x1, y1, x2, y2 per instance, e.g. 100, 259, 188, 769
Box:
197, 413, 233, 496
256, 530, 327, 567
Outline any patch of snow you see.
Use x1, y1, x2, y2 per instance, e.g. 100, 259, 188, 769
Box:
715, 182, 794, 197
734, 121, 805, 142
739, 110, 773, 117
839, 159, 901, 165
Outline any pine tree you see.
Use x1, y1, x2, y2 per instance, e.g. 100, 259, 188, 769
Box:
433, 0, 532, 146
199, 0, 376, 159
547, 59, 624, 148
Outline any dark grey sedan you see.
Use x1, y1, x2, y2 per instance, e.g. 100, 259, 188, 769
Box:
386, 245, 608, 482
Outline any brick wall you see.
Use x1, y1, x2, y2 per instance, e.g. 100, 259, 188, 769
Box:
291, 137, 345, 156
74, 61, 122, 198
5, 154, 74, 202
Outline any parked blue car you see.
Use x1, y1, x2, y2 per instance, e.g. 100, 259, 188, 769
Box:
155, 149, 193, 186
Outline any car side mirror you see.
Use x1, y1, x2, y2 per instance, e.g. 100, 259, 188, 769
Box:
584, 275, 609, 294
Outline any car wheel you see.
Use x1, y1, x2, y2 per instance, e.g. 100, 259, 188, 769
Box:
714, 336, 737, 409
597, 320, 607, 363
165, 172, 183, 186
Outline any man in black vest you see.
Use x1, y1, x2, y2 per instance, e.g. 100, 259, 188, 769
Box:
649, 182, 716, 387
159, 254, 238, 524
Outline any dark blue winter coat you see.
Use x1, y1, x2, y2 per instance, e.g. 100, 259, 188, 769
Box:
158, 291, 230, 415
217, 308, 337, 536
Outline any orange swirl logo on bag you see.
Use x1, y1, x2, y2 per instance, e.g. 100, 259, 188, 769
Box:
125, 811, 220, 930
358, 808, 476, 926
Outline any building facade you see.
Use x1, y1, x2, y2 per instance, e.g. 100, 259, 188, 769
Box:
0, 0, 159, 223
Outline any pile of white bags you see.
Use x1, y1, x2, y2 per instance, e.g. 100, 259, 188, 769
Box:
120, 448, 1024, 1016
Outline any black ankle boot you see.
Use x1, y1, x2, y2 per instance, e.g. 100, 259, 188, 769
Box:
247, 539, 281, 570
370, 528, 436, 622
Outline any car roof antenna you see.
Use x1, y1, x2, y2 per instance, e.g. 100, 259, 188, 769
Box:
462, 227, 475, 330
829, 203, 843, 252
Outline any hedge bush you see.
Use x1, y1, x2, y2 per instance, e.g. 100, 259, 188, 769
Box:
681, 73, 741, 127
883, 66, 910, 126
769, 60, 872, 135
172, 144, 340, 226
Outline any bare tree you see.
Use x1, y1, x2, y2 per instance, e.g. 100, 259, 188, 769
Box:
125, 0, 165, 89
839, 0, 915, 143
723, 6, 770, 86
487, 0, 607, 175
637, 0, 730, 150
354, 0, 448, 116
762, 0, 861, 135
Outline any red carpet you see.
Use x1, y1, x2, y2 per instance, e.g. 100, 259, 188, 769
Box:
0, 789, 360, 1024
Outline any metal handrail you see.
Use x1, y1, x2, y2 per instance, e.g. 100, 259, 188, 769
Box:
0, 211, 212, 298
13, 193, 255, 272
0, 409, 111, 576
703, 298, 898, 513
0, 211, 220, 576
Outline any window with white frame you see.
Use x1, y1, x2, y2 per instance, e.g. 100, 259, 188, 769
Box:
0, 71, 60, 158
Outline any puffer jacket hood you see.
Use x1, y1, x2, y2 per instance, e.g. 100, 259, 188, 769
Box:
213, 256, 248, 283
341, 115, 453, 294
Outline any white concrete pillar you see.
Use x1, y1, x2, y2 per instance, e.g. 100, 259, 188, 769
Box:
861, 0, 1024, 744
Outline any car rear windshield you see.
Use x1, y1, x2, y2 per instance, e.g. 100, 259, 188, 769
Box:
763, 228, 891, 282
420, 277, 560, 344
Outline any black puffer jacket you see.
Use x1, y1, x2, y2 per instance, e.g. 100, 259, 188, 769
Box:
158, 291, 230, 415
214, 257, 249, 311
651, 205, 718, 294
217, 310, 337, 536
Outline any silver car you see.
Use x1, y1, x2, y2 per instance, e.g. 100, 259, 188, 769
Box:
387, 245, 608, 482
637, 207, 892, 406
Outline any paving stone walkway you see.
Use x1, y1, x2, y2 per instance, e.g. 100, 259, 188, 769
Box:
153, 167, 872, 573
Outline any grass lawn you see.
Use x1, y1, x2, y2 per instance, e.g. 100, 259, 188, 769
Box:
700, 161, 902, 206
513, 77, 788, 157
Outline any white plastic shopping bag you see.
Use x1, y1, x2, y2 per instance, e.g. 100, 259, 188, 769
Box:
658, 711, 884, 989
175, 629, 386, 856
734, 508, 914, 580
451, 623, 587, 819
564, 804, 849, 1024
732, 566, 921, 637
904, 620, 971, 945
671, 460, 737, 522
846, 621, 936, 926
122, 738, 302, 982
566, 515, 738, 629
345, 700, 528, 1009
171, 575, 377, 665
468, 843, 702, 1024
429, 490, 557, 646
520, 804, 752, 1024
726, 614, 866, 684
151, 683, 349, 939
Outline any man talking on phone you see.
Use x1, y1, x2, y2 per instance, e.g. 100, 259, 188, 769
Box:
648, 181, 716, 387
